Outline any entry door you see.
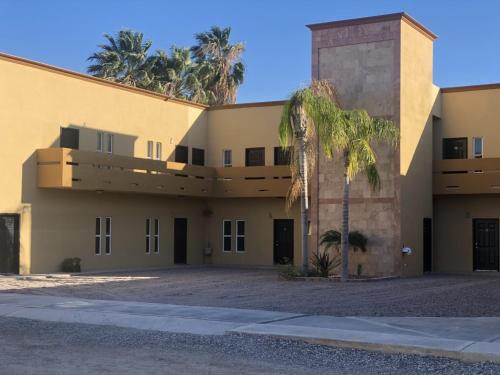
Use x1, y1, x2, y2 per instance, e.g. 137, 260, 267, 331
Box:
473, 219, 499, 271
0, 214, 20, 274
174, 218, 187, 264
423, 218, 432, 272
273, 219, 294, 264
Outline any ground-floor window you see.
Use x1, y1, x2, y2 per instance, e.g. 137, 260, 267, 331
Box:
236, 220, 245, 252
146, 218, 151, 254
95, 217, 101, 255
146, 218, 160, 254
154, 219, 160, 253
105, 217, 112, 255
223, 220, 232, 252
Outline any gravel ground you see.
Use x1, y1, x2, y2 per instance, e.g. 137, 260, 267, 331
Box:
2, 267, 500, 316
1, 316, 499, 375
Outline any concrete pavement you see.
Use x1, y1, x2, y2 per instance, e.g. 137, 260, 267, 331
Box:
0, 292, 499, 363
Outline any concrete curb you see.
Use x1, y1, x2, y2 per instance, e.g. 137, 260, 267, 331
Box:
230, 323, 500, 363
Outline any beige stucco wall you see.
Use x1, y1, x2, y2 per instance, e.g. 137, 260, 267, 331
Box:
438, 88, 500, 158
398, 21, 435, 276
0, 55, 297, 274
207, 104, 284, 167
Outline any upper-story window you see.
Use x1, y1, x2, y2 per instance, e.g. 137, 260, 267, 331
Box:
223, 150, 232, 167
60, 127, 79, 149
97, 132, 113, 154
147, 141, 154, 159
274, 146, 292, 166
443, 138, 467, 159
245, 147, 265, 167
175, 145, 188, 163
473, 137, 483, 159
156, 142, 162, 160
192, 148, 205, 166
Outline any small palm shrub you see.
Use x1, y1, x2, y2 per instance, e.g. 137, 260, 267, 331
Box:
61, 258, 81, 273
320, 230, 368, 252
278, 263, 303, 280
311, 251, 341, 277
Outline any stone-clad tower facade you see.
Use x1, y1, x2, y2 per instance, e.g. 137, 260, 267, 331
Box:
308, 13, 438, 276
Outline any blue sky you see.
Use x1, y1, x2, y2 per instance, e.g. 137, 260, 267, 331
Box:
1, 0, 499, 103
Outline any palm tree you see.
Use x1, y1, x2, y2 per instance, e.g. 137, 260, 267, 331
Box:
318, 108, 399, 281
190, 26, 245, 105
87, 30, 153, 88
278, 81, 341, 274
147, 47, 192, 98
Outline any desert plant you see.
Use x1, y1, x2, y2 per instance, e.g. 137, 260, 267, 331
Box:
60, 257, 81, 273
278, 263, 302, 280
311, 251, 341, 277
320, 230, 368, 252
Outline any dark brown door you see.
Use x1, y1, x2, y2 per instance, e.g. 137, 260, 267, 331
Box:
174, 218, 187, 264
274, 219, 294, 264
423, 218, 432, 272
473, 219, 499, 271
0, 214, 20, 274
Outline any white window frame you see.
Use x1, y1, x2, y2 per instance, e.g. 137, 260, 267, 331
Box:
473, 137, 483, 159
97, 132, 103, 152
145, 218, 151, 254
223, 150, 232, 167
147, 141, 154, 159
104, 217, 112, 255
156, 142, 162, 160
95, 217, 102, 255
236, 220, 245, 252
106, 134, 113, 154
153, 218, 160, 253
222, 220, 232, 252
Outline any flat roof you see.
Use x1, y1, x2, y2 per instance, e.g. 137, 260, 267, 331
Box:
306, 12, 437, 41
208, 100, 286, 110
441, 83, 500, 93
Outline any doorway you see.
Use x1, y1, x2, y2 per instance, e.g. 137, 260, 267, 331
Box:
473, 218, 499, 271
0, 214, 20, 274
423, 218, 432, 272
273, 219, 294, 264
174, 218, 187, 264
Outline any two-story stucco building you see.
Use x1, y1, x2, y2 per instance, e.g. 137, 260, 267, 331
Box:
1, 12, 499, 276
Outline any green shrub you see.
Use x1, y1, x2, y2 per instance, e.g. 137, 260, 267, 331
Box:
311, 251, 341, 277
278, 263, 302, 280
61, 258, 81, 273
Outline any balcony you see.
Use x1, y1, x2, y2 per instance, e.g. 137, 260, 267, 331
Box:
37, 148, 292, 198
433, 158, 500, 195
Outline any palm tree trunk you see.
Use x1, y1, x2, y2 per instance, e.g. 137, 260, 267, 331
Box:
341, 167, 350, 282
298, 136, 309, 275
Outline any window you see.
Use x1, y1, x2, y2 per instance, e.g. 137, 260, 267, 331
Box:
147, 141, 154, 159
236, 220, 245, 252
95, 217, 101, 255
145, 218, 151, 254
97, 132, 103, 152
60, 128, 79, 149
443, 138, 467, 159
175, 145, 188, 163
473, 137, 483, 159
154, 219, 160, 253
222, 220, 232, 252
156, 142, 162, 160
274, 146, 292, 166
223, 150, 232, 167
104, 217, 112, 255
245, 147, 265, 166
192, 148, 205, 166
106, 134, 113, 154
97, 132, 113, 153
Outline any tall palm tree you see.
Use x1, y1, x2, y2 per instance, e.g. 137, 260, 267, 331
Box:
318, 108, 399, 281
147, 47, 192, 98
278, 81, 341, 274
190, 26, 245, 105
87, 30, 153, 88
